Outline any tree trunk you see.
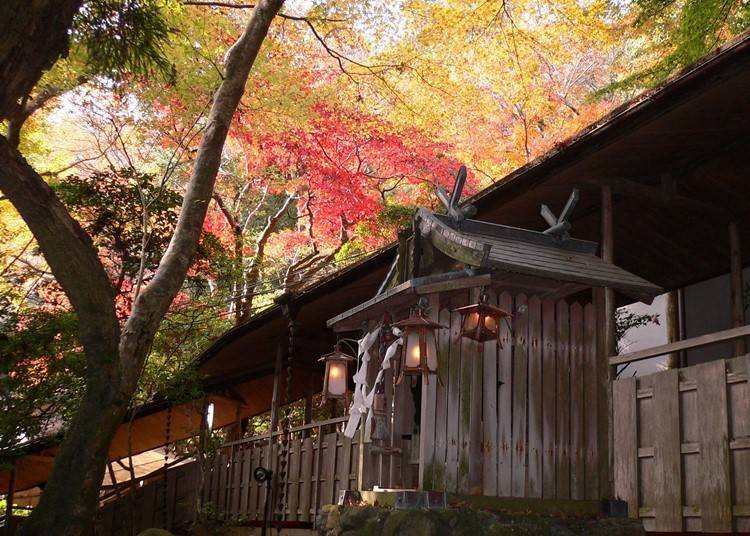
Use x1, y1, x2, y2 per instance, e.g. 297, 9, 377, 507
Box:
1, 1, 286, 534
233, 230, 246, 323
212, 192, 246, 323
0, 0, 82, 120
240, 194, 293, 321
18, 376, 130, 535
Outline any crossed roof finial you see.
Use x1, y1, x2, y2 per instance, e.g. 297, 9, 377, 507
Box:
540, 189, 579, 240
436, 165, 477, 224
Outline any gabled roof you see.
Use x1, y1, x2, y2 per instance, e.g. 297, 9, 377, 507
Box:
418, 209, 662, 303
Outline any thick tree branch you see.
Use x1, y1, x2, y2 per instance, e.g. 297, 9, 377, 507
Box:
0, 135, 120, 364
213, 192, 242, 233
119, 0, 285, 380
0, 0, 83, 120
7, 78, 88, 147
240, 192, 293, 320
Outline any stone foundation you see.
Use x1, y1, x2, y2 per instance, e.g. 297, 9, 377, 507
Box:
317, 505, 645, 536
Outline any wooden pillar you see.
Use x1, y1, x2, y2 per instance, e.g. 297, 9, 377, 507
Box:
418, 293, 440, 490
302, 376, 314, 438
665, 291, 680, 369
729, 222, 746, 356
596, 184, 616, 499
677, 288, 688, 367
262, 340, 285, 534
356, 320, 376, 492
198, 398, 209, 510
662, 172, 687, 368
268, 342, 284, 453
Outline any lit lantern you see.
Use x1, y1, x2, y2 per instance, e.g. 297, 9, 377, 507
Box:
318, 346, 355, 403
393, 305, 444, 384
454, 292, 511, 343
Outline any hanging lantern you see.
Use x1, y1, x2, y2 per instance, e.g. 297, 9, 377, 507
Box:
393, 302, 444, 384
453, 292, 512, 343
318, 345, 355, 403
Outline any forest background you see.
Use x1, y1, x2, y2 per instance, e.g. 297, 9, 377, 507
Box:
0, 0, 749, 531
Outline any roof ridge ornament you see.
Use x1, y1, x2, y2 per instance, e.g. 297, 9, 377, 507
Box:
540, 188, 579, 240
436, 165, 477, 224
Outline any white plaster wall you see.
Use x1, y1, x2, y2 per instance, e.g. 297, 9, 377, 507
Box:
617, 268, 750, 377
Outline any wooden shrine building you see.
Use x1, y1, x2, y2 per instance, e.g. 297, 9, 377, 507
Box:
327, 200, 661, 500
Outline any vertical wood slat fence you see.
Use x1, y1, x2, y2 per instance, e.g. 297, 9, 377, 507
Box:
202, 416, 360, 524
96, 461, 199, 535
614, 354, 750, 533
95, 417, 360, 534
419, 290, 605, 500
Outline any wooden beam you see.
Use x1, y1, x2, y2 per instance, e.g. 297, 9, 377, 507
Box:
677, 288, 687, 367
211, 392, 250, 410
304, 377, 314, 423
263, 339, 284, 533
598, 184, 615, 500
665, 291, 680, 369
415, 273, 491, 294
594, 177, 730, 222
418, 293, 440, 490
729, 222, 746, 356
610, 324, 750, 365
540, 283, 588, 301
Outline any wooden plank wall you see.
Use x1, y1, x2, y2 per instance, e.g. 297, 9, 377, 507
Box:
613, 355, 750, 532
420, 290, 602, 500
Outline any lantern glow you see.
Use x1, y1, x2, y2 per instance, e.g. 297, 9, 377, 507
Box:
318, 346, 355, 403
454, 292, 511, 343
393, 303, 445, 384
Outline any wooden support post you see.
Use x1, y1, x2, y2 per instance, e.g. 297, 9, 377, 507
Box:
597, 184, 615, 499
418, 293, 440, 491
303, 377, 314, 438
357, 321, 374, 492
677, 288, 687, 367
262, 340, 285, 535
268, 342, 284, 454
357, 423, 366, 491
665, 291, 680, 369
412, 218, 422, 278
233, 405, 243, 442
397, 229, 410, 284
729, 222, 746, 356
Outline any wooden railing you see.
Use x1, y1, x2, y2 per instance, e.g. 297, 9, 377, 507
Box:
221, 415, 350, 449
202, 415, 361, 524
609, 324, 750, 366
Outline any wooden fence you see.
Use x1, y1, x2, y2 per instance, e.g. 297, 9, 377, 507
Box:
96, 461, 199, 535
614, 355, 750, 532
94, 417, 360, 533
202, 416, 360, 523
418, 291, 606, 500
